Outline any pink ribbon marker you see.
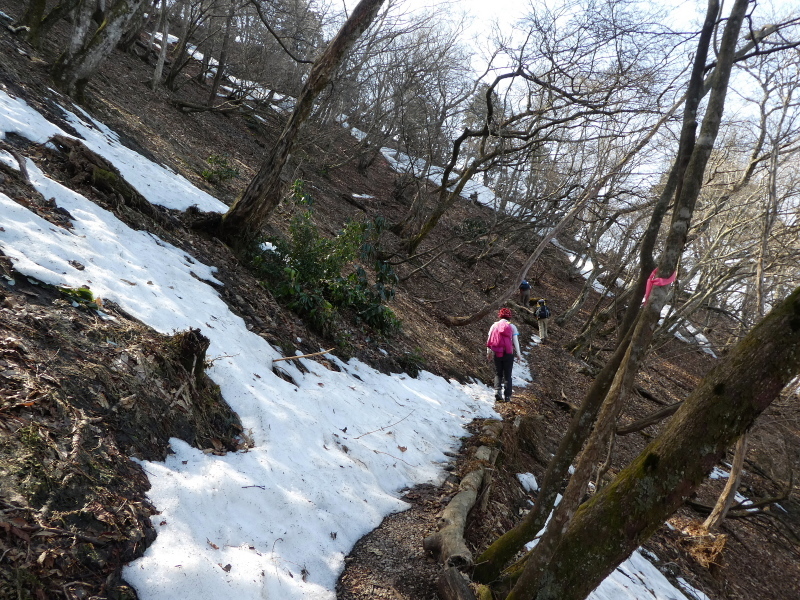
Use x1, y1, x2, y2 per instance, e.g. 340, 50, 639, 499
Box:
643, 268, 677, 302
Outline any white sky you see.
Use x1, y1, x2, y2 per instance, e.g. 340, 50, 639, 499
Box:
0, 88, 713, 600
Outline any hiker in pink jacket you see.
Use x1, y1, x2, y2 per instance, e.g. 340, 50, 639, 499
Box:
486, 307, 522, 402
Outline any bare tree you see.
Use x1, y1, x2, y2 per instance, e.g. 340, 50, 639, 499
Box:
207, 0, 237, 105
151, 0, 172, 90
195, 0, 387, 239
475, 0, 747, 586
509, 282, 800, 600
401, 0, 683, 259
50, 0, 151, 100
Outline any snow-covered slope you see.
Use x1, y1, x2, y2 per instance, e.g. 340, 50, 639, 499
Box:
0, 89, 708, 600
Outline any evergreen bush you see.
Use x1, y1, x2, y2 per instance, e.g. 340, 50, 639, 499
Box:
246, 181, 401, 338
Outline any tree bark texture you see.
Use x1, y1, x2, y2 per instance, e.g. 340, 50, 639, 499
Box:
151, 0, 170, 90
510, 284, 800, 600
52, 0, 149, 100
437, 567, 478, 600
215, 0, 386, 240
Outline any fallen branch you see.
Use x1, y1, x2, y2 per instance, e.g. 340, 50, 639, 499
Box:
273, 348, 335, 363
0, 140, 29, 182
616, 402, 682, 435
553, 388, 579, 412
171, 99, 241, 113
340, 193, 368, 211
687, 491, 789, 518
635, 385, 668, 406
354, 411, 414, 439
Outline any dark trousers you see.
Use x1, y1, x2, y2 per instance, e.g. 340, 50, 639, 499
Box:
493, 353, 514, 400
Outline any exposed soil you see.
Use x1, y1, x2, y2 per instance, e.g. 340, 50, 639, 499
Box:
0, 5, 799, 600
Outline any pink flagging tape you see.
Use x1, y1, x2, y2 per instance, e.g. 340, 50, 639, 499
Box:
644, 268, 677, 302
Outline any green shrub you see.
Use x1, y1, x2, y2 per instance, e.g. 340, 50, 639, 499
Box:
201, 154, 239, 184
247, 181, 401, 338
57, 285, 103, 309
396, 348, 426, 377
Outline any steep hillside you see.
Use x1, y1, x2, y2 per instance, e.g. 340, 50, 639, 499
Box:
0, 5, 799, 600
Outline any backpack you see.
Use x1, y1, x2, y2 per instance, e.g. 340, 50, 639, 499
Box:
536, 305, 551, 319
519, 280, 531, 291
486, 320, 513, 356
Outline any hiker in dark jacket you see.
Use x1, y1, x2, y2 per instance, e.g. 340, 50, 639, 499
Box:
518, 279, 531, 306
535, 298, 551, 342
486, 307, 522, 402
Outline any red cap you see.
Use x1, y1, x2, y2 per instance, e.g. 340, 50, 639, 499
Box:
498, 307, 512, 319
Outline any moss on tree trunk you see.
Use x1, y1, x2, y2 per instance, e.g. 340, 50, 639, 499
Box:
510, 285, 800, 600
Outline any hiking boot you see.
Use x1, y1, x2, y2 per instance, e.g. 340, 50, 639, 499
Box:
494, 393, 503, 403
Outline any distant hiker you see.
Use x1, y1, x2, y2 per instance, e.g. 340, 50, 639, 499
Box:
535, 298, 551, 342
486, 307, 522, 402
518, 279, 531, 306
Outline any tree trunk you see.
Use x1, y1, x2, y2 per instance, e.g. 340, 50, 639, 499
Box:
703, 432, 748, 531
164, 0, 191, 91
150, 0, 169, 90
117, 0, 150, 53
507, 284, 800, 600
19, 0, 48, 47
207, 0, 386, 240
476, 0, 746, 585
52, 0, 149, 101
27, 0, 83, 48
208, 0, 235, 106
502, 2, 747, 597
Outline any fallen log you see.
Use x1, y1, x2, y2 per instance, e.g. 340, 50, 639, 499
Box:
171, 99, 241, 114
635, 385, 668, 405
423, 466, 484, 568
437, 567, 477, 600
423, 423, 502, 568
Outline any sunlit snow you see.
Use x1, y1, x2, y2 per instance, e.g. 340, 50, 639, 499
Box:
0, 88, 708, 600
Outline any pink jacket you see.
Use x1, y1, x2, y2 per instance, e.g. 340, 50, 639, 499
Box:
487, 320, 514, 357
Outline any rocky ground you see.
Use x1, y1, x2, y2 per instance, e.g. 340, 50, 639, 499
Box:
0, 4, 799, 600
